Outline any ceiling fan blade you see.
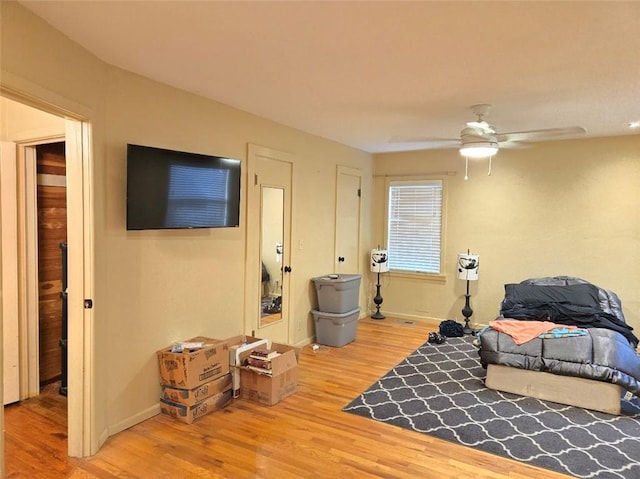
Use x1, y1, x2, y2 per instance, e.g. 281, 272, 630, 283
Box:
499, 140, 531, 149
497, 126, 586, 143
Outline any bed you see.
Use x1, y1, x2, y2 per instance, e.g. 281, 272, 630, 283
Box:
478, 276, 640, 414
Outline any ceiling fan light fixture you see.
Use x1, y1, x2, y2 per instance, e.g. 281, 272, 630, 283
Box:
459, 141, 498, 158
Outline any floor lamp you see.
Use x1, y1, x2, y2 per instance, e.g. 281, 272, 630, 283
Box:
457, 251, 479, 335
371, 248, 388, 320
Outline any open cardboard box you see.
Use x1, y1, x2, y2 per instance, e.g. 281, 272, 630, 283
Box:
225, 335, 271, 398
238, 341, 300, 406
226, 335, 271, 368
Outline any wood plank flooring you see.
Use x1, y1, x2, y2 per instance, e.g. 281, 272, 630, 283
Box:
5, 318, 573, 478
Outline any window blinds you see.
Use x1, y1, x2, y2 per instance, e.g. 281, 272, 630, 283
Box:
387, 180, 443, 274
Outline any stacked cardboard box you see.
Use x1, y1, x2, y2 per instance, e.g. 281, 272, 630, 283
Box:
156, 336, 233, 423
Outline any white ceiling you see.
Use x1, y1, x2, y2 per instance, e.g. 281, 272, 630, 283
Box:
19, 1, 640, 153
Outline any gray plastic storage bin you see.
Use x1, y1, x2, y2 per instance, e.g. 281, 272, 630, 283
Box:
311, 308, 359, 347
312, 274, 361, 313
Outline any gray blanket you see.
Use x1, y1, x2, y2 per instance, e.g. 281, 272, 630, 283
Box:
479, 326, 640, 396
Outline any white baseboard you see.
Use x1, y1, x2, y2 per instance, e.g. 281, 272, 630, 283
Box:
292, 335, 315, 348
107, 403, 160, 438
96, 427, 110, 453
366, 310, 443, 327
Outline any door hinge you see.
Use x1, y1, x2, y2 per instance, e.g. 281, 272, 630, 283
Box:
357, 188, 361, 197
254, 173, 258, 186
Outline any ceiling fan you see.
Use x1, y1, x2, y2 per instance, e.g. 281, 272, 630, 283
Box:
393, 103, 586, 157
392, 104, 586, 178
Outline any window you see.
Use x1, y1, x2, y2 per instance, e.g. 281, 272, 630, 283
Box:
386, 179, 444, 274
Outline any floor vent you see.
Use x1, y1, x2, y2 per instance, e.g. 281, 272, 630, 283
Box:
396, 319, 415, 326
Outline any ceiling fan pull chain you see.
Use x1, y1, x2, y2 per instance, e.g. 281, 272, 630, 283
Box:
488, 156, 493, 176
464, 156, 469, 180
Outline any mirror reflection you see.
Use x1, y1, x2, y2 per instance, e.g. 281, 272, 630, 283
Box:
260, 186, 284, 326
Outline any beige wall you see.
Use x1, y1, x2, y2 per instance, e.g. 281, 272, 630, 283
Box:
1, 1, 372, 454
0, 97, 65, 141
373, 135, 640, 332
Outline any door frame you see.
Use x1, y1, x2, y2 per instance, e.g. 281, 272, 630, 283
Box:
244, 144, 294, 344
1, 142, 20, 405
17, 137, 66, 399
0, 87, 94, 458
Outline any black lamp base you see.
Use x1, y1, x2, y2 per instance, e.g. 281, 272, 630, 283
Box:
462, 319, 474, 336
462, 285, 474, 335
371, 271, 385, 320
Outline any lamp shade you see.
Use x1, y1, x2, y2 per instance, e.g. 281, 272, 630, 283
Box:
371, 249, 389, 273
457, 253, 479, 281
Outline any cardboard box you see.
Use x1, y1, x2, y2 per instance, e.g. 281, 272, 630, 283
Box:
160, 373, 232, 406
239, 342, 300, 406
160, 389, 233, 424
156, 336, 229, 389
225, 335, 272, 398
226, 335, 271, 367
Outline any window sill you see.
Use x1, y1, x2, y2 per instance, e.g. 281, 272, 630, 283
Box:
388, 270, 447, 284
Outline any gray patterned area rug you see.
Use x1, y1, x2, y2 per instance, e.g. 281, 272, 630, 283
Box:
343, 336, 640, 479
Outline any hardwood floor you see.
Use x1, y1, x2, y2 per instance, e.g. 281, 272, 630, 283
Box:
5, 318, 572, 478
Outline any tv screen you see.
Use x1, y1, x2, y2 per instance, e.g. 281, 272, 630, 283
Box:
126, 144, 241, 230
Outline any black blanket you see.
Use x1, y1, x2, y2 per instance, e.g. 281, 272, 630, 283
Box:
500, 283, 638, 348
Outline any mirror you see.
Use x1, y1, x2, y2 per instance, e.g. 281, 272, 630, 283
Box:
259, 186, 284, 326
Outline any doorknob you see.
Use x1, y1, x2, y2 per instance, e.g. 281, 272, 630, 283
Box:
338, 256, 345, 262
284, 266, 292, 273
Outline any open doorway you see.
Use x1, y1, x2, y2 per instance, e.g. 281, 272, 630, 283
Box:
1, 93, 93, 460
35, 141, 68, 393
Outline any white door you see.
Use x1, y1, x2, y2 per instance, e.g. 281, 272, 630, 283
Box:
245, 145, 293, 345
334, 166, 362, 274
1, 141, 20, 404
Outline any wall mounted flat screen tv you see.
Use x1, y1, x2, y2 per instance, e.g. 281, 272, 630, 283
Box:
126, 144, 241, 230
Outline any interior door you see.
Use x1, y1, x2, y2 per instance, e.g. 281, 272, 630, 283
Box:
245, 144, 293, 344
1, 141, 20, 405
335, 166, 362, 274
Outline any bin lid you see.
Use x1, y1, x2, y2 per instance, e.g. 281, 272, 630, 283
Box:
312, 274, 361, 283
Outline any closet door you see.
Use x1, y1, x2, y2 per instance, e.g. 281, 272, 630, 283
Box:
245, 144, 293, 345
334, 166, 361, 275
